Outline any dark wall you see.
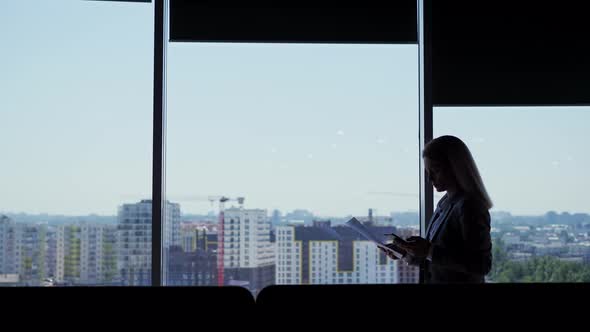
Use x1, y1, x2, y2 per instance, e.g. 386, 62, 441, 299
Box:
169, 1, 417, 43
432, 1, 590, 105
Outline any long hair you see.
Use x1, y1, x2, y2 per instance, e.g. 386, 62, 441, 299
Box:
423, 135, 493, 210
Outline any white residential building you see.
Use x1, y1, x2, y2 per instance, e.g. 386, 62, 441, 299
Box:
222, 208, 275, 294
276, 224, 419, 285
1, 217, 53, 285
223, 208, 273, 269
56, 223, 117, 285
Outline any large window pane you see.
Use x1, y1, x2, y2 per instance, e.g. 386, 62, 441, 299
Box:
0, 1, 153, 286
435, 107, 590, 282
165, 43, 421, 293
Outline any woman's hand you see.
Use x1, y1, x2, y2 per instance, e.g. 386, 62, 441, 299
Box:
379, 243, 400, 260
395, 236, 431, 259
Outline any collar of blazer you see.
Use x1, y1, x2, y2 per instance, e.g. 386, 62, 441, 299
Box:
427, 193, 464, 242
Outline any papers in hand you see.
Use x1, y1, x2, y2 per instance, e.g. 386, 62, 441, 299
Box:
345, 217, 406, 259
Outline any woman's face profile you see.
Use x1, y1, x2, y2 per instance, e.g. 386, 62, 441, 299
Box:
424, 157, 454, 193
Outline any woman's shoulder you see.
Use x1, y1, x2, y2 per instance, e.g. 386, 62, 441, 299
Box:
456, 195, 490, 217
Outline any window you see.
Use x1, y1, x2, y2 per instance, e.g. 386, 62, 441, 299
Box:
435, 106, 590, 282
2, 2, 423, 289
0, 0, 152, 286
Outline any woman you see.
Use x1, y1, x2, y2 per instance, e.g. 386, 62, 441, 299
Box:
385, 135, 493, 283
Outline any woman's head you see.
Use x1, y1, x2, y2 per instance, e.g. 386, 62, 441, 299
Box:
423, 135, 493, 209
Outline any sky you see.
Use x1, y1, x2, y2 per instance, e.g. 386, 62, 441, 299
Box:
0, 1, 588, 217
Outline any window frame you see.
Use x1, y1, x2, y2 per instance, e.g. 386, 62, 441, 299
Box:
99, 0, 432, 286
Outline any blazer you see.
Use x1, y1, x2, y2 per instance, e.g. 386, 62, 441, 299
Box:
425, 193, 492, 283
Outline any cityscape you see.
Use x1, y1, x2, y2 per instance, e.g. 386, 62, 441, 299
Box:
3, 0, 589, 292
2, 200, 590, 291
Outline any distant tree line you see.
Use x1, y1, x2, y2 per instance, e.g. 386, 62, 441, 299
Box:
489, 239, 590, 282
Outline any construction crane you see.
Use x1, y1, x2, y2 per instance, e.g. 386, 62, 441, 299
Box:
207, 196, 244, 286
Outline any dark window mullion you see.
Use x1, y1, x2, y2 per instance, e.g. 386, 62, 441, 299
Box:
418, 0, 434, 284
152, 0, 167, 287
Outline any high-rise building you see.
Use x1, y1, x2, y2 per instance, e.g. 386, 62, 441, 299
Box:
181, 224, 198, 253
167, 223, 219, 286
0, 217, 51, 286
165, 202, 182, 249
166, 245, 217, 286
0, 216, 13, 274
275, 222, 419, 285
117, 200, 180, 286
56, 223, 117, 285
44, 226, 58, 281
8, 223, 48, 286
223, 208, 275, 294
181, 224, 217, 253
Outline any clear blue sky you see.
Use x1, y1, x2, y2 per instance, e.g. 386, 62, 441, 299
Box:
1, 1, 588, 217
